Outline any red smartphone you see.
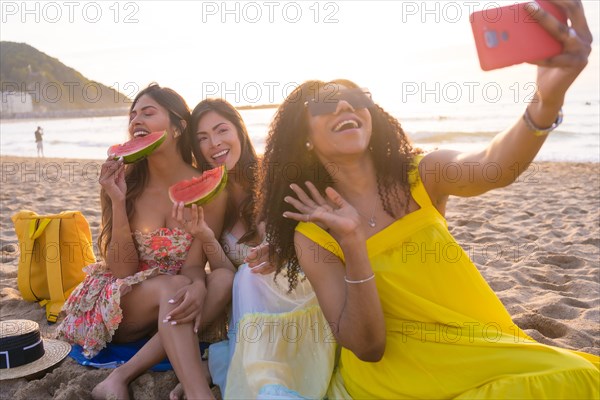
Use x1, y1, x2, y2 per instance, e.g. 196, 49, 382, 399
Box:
470, 0, 567, 71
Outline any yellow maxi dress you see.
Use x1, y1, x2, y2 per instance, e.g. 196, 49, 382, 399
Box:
295, 165, 599, 399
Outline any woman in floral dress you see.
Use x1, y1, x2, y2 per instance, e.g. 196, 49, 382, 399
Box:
56, 84, 233, 400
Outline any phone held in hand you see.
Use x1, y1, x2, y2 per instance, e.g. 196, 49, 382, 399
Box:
470, 0, 567, 71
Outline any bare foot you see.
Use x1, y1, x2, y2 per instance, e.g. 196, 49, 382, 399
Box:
169, 382, 185, 400
92, 371, 131, 400
201, 360, 212, 385
169, 361, 212, 400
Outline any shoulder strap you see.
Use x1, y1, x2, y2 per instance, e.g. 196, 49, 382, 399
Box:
30, 217, 51, 239
42, 219, 66, 323
16, 219, 37, 301
409, 154, 434, 209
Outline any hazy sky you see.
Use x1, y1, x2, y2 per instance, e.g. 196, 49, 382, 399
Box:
2, 0, 599, 108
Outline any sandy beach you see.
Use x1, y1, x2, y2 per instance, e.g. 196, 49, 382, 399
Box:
1, 156, 598, 399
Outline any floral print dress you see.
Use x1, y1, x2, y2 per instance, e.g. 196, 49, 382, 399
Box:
57, 227, 193, 358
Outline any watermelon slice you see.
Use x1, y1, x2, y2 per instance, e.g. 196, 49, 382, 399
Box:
168, 166, 228, 207
107, 131, 167, 164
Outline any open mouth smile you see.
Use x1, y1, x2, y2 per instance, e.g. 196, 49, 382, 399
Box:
333, 119, 361, 132
212, 149, 230, 160
133, 130, 150, 138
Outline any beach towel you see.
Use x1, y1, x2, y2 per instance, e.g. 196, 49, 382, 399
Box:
69, 338, 210, 371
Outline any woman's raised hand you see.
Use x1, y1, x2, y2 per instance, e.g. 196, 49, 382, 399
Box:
528, 0, 592, 106
99, 156, 126, 202
164, 281, 206, 333
283, 182, 362, 240
243, 222, 273, 274
245, 242, 275, 274
172, 202, 215, 242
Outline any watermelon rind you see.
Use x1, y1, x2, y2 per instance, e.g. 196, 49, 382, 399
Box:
108, 131, 167, 164
194, 169, 228, 206
168, 166, 228, 207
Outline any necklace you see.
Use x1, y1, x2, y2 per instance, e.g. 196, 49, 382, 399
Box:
337, 188, 379, 228
355, 199, 378, 228
368, 214, 377, 228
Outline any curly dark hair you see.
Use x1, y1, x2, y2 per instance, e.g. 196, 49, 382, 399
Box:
256, 79, 421, 291
190, 98, 260, 244
98, 83, 193, 259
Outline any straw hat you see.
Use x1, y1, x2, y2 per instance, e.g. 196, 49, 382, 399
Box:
0, 320, 71, 380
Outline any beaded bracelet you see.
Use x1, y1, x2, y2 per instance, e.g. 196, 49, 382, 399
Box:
522, 107, 563, 137
344, 274, 375, 284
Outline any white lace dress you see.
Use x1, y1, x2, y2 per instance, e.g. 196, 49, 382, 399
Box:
208, 232, 336, 399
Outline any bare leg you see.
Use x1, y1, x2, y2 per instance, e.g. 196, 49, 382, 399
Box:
163, 269, 234, 399
200, 268, 235, 333
94, 270, 233, 400
159, 293, 214, 399
91, 334, 165, 400
91, 275, 193, 399
169, 268, 234, 400
169, 360, 211, 400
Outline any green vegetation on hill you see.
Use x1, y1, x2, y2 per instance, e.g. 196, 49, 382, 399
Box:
1, 41, 130, 114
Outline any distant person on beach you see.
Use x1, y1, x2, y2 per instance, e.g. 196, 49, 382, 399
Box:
56, 84, 234, 400
34, 126, 44, 157
254, 3, 599, 399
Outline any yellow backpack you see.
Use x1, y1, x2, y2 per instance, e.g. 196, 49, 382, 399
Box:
11, 210, 96, 323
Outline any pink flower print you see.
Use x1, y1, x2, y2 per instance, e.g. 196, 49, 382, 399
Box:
110, 313, 122, 326
150, 236, 172, 251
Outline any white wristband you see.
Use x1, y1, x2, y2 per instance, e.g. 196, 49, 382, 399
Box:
344, 274, 375, 284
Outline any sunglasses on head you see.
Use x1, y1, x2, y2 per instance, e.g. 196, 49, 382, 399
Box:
305, 88, 374, 116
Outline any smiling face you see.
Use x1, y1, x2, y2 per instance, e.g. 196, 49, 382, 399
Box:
196, 110, 242, 171
125, 85, 193, 162
307, 85, 373, 161
128, 94, 173, 138
127, 94, 187, 158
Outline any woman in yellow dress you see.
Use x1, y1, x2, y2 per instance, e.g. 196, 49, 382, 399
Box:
255, 2, 599, 398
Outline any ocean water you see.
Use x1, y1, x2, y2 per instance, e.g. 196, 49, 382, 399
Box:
1, 100, 598, 162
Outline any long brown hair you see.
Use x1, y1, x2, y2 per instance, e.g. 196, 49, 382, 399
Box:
256, 79, 420, 291
190, 98, 259, 244
98, 84, 192, 259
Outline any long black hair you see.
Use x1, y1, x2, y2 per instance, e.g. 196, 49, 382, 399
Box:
190, 98, 259, 244
98, 83, 192, 258
256, 79, 420, 290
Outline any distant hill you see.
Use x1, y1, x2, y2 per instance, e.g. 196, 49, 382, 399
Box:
0, 41, 130, 117
237, 103, 279, 110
